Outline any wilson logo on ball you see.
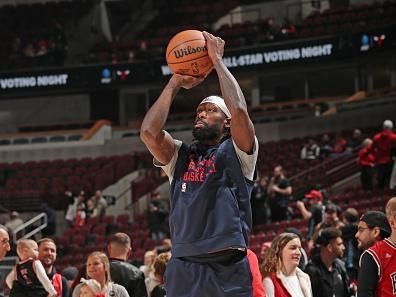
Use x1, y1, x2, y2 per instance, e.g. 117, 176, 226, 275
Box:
173, 45, 208, 59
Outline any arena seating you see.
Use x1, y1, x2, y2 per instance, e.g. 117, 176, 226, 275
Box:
55, 212, 153, 271
0, 153, 150, 211
83, 0, 396, 65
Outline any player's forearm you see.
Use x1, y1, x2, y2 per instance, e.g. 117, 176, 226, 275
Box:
140, 82, 179, 142
214, 60, 248, 114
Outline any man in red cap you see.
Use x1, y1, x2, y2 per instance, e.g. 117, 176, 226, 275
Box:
297, 189, 325, 242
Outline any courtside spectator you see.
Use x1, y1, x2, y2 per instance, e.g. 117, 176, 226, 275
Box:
38, 238, 69, 297
357, 198, 396, 297
355, 211, 391, 251
305, 227, 351, 297
340, 208, 359, 281
108, 233, 147, 297
346, 129, 363, 151
261, 233, 312, 297
0, 225, 10, 261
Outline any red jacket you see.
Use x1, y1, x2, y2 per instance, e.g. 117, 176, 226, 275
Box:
247, 249, 266, 297
270, 273, 292, 297
358, 145, 375, 167
372, 130, 396, 164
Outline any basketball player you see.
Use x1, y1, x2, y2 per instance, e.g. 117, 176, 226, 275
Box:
357, 197, 396, 297
140, 31, 258, 297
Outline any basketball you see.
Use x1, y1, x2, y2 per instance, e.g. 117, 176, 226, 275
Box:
166, 30, 213, 77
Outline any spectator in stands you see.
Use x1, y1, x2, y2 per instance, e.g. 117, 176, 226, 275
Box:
147, 193, 168, 240
65, 191, 78, 228
6, 239, 57, 297
72, 251, 129, 297
355, 210, 391, 251
86, 198, 95, 218
346, 129, 363, 152
77, 278, 102, 297
357, 138, 375, 191
296, 189, 325, 242
268, 165, 292, 221
285, 227, 309, 270
261, 232, 312, 297
92, 190, 107, 218
38, 238, 69, 297
107, 233, 147, 297
140, 31, 257, 297
0, 225, 10, 261
70, 264, 87, 294
331, 132, 347, 156
155, 238, 172, 254
300, 139, 320, 160
371, 120, 396, 189
40, 203, 56, 237
74, 202, 86, 228
52, 22, 67, 66
309, 203, 344, 251
150, 252, 171, 297
246, 249, 266, 297
340, 208, 359, 281
305, 227, 351, 297
357, 197, 396, 297
251, 175, 269, 226
259, 241, 272, 264
144, 258, 161, 296
139, 250, 156, 279
61, 266, 78, 294
319, 134, 333, 159
5, 211, 23, 234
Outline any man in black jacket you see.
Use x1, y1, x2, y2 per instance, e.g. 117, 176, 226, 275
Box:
108, 232, 147, 297
305, 227, 352, 297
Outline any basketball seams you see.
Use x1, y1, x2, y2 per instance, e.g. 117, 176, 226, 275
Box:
166, 38, 207, 59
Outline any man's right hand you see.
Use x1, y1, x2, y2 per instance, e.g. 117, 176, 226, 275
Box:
296, 201, 305, 210
170, 73, 205, 90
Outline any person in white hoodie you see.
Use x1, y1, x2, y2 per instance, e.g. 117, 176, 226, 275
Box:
261, 232, 312, 297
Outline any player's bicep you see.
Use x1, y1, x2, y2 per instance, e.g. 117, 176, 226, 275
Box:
143, 130, 175, 165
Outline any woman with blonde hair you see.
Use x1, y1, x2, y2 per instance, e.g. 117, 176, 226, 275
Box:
72, 251, 129, 297
261, 233, 312, 297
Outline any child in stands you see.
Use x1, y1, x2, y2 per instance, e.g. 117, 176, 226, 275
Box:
79, 278, 104, 297
6, 239, 57, 297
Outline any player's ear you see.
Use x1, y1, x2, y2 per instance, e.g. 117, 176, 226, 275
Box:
224, 118, 231, 128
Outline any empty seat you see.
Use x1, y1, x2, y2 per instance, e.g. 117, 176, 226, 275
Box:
49, 135, 66, 142
31, 137, 47, 143
0, 139, 11, 145
13, 138, 29, 145
68, 134, 82, 141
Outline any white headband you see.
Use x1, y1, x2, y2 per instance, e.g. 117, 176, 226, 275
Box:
199, 96, 231, 118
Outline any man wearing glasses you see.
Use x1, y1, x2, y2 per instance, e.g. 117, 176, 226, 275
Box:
0, 225, 10, 261
355, 210, 391, 251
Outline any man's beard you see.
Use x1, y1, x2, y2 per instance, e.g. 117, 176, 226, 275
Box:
192, 121, 222, 142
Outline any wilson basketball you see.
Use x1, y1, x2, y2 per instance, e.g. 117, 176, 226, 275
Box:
166, 30, 213, 77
